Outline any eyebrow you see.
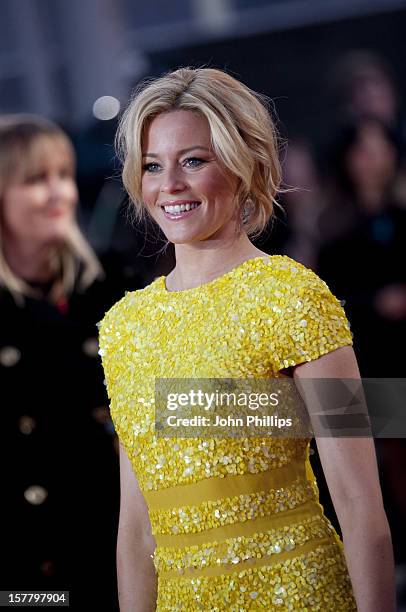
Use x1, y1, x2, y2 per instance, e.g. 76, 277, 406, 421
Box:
142, 146, 211, 158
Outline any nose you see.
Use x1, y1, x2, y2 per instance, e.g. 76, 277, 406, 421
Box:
160, 166, 187, 194
47, 175, 65, 201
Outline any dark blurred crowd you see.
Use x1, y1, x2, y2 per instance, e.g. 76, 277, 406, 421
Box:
1, 50, 405, 610
265, 50, 406, 606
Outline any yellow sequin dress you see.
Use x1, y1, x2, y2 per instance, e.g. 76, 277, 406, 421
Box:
98, 255, 357, 611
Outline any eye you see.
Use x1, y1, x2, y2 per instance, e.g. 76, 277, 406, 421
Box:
58, 167, 74, 179
24, 172, 46, 185
183, 157, 205, 168
142, 162, 161, 173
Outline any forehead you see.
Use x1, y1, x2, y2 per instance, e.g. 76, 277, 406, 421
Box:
143, 110, 211, 153
9, 134, 74, 183
28, 134, 74, 168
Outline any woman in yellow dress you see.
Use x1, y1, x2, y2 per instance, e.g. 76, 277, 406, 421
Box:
98, 68, 395, 611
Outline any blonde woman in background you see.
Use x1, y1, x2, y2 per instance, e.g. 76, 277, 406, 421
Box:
0, 115, 139, 610
99, 68, 395, 611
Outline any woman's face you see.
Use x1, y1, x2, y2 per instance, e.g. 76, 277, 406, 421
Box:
346, 122, 397, 190
141, 110, 240, 245
2, 137, 78, 248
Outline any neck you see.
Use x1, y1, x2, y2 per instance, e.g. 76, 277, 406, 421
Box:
167, 232, 267, 291
3, 237, 57, 283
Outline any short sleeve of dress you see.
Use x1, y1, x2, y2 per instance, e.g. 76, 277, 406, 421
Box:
97, 294, 128, 400
271, 259, 353, 372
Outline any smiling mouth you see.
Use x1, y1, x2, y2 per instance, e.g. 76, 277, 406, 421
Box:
47, 208, 67, 217
161, 202, 201, 216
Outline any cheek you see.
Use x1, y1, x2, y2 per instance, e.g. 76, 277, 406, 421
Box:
378, 144, 396, 169
64, 182, 79, 207
347, 151, 365, 178
207, 171, 238, 208
2, 191, 30, 233
198, 168, 233, 199
2, 207, 35, 242
141, 177, 157, 209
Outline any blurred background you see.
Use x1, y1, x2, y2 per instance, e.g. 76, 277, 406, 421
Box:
1, 0, 406, 610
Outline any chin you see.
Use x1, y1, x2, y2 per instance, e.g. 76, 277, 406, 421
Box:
165, 235, 197, 245
42, 227, 73, 245
162, 229, 209, 245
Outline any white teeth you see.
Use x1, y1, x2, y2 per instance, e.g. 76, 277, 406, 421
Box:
163, 202, 200, 213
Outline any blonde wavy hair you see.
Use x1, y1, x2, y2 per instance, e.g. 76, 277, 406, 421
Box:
0, 114, 103, 304
116, 67, 284, 237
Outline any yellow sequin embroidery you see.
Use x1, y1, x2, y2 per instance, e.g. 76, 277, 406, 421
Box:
157, 545, 356, 611
150, 477, 318, 536
153, 514, 337, 574
99, 255, 355, 610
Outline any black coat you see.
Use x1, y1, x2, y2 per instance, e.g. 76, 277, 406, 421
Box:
318, 203, 406, 377
0, 255, 143, 610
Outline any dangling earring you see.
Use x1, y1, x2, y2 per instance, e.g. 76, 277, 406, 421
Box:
241, 197, 254, 225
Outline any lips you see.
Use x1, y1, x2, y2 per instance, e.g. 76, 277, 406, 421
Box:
46, 208, 67, 217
